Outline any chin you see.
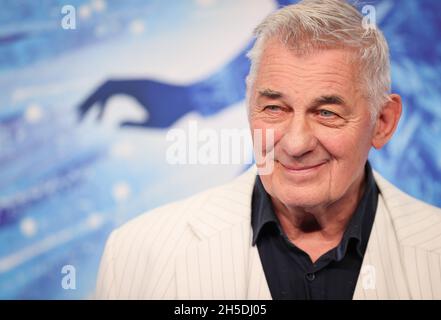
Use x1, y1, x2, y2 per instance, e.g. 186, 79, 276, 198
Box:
268, 169, 332, 206
277, 187, 331, 209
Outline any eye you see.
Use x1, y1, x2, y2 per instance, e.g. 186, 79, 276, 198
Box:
263, 105, 282, 112
318, 109, 336, 117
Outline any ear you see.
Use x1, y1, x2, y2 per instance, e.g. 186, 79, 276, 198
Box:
372, 94, 402, 150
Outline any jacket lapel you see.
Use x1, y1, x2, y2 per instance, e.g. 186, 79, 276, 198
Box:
175, 167, 270, 299
246, 243, 272, 299
352, 172, 410, 299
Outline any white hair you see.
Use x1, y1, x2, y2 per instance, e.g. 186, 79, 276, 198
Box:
246, 0, 391, 121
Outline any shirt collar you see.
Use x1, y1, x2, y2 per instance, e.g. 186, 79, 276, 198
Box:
251, 173, 278, 246
251, 161, 378, 258
338, 161, 378, 258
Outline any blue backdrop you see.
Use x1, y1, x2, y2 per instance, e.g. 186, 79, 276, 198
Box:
0, 0, 440, 299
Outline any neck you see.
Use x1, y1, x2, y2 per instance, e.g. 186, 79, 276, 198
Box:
271, 172, 366, 261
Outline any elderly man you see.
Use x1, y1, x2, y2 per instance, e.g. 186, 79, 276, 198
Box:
96, 0, 441, 300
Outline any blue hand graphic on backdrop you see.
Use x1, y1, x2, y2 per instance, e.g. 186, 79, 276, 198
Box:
76, 0, 292, 128
77, 46, 251, 128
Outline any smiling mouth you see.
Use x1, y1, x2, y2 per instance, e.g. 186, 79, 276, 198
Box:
280, 161, 327, 172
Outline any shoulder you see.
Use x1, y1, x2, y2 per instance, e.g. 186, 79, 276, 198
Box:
374, 171, 441, 250
96, 167, 257, 298
108, 166, 257, 250
107, 187, 210, 252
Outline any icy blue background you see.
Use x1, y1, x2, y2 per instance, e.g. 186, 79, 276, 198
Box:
0, 0, 440, 299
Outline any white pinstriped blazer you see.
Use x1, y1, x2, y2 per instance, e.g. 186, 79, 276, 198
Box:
95, 166, 441, 300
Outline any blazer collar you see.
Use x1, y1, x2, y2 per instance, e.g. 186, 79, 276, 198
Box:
187, 166, 257, 240
177, 166, 271, 299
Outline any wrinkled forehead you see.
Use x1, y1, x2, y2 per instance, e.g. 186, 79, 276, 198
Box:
260, 37, 359, 71
253, 38, 363, 96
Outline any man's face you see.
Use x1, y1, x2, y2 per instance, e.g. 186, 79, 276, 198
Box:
249, 39, 376, 209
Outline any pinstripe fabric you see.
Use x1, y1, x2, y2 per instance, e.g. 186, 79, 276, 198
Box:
96, 167, 441, 300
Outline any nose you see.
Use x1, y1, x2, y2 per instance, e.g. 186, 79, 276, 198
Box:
280, 115, 318, 158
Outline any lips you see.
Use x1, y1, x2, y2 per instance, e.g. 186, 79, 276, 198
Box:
280, 161, 327, 171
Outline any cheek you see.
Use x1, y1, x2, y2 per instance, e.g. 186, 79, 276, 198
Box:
250, 119, 285, 151
314, 128, 372, 195
318, 132, 354, 159
315, 124, 372, 160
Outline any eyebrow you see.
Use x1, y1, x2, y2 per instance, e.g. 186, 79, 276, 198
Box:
257, 89, 347, 108
258, 88, 284, 99
310, 95, 346, 108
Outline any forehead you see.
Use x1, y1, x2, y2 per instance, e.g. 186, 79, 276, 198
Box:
254, 39, 360, 97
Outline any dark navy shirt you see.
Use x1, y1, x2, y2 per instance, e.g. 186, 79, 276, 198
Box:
251, 162, 378, 300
